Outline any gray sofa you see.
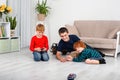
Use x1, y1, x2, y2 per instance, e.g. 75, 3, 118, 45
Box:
65, 20, 120, 57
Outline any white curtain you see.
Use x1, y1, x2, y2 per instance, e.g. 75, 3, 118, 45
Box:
8, 0, 38, 48
20, 0, 31, 48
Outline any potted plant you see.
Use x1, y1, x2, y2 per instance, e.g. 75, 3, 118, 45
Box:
35, 0, 50, 21
6, 16, 17, 37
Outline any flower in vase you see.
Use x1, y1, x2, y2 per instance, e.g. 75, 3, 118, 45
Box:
0, 4, 12, 18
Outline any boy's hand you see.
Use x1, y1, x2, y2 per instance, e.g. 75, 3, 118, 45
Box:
60, 57, 66, 62
66, 55, 73, 61
34, 47, 41, 52
42, 47, 47, 51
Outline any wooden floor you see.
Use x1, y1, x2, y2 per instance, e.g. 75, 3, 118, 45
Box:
0, 47, 120, 80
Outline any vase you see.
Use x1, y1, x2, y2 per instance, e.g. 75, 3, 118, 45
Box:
0, 15, 3, 22
37, 14, 46, 21
0, 17, 3, 22
0, 13, 3, 22
10, 29, 15, 37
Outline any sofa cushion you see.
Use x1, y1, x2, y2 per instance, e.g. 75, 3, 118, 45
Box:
65, 24, 80, 37
74, 20, 120, 38
80, 37, 116, 49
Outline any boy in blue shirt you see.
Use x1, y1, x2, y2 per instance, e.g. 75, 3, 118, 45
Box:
66, 41, 106, 64
56, 27, 105, 62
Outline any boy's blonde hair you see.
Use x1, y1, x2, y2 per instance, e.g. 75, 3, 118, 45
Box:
73, 41, 86, 49
36, 24, 45, 32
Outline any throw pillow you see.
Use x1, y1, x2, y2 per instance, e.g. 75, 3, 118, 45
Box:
108, 28, 119, 39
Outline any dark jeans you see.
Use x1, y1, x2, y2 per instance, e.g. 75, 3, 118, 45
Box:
33, 51, 49, 61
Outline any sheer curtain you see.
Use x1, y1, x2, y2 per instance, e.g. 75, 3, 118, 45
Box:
8, 0, 51, 48
20, 0, 31, 48
8, 0, 37, 48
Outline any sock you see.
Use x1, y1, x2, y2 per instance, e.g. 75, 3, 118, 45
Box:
99, 59, 106, 64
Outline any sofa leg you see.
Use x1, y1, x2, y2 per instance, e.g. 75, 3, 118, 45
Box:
114, 31, 120, 58
115, 52, 120, 58
114, 52, 118, 58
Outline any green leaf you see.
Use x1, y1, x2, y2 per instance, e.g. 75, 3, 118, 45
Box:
5, 16, 17, 30
35, 0, 50, 16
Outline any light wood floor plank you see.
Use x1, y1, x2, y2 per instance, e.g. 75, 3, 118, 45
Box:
0, 47, 120, 80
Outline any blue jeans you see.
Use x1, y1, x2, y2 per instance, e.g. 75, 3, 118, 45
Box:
33, 51, 49, 61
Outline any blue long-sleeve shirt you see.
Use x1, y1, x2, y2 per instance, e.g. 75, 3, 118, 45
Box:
73, 48, 102, 62
57, 35, 80, 52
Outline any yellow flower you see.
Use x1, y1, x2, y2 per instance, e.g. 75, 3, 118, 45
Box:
0, 4, 12, 17
0, 7, 5, 12
1, 4, 6, 9
6, 6, 12, 13
0, 4, 6, 12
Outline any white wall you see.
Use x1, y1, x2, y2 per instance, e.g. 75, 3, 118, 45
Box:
48, 0, 120, 45
7, 0, 120, 48
0, 0, 6, 5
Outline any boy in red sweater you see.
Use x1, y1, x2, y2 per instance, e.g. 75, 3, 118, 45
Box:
30, 24, 49, 61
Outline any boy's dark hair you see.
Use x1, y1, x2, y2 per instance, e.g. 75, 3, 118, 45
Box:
58, 27, 69, 35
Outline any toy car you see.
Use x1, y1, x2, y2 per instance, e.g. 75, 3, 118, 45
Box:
67, 73, 76, 80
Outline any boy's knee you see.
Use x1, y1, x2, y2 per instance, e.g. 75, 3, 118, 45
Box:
42, 53, 49, 61
42, 57, 49, 61
34, 58, 41, 61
